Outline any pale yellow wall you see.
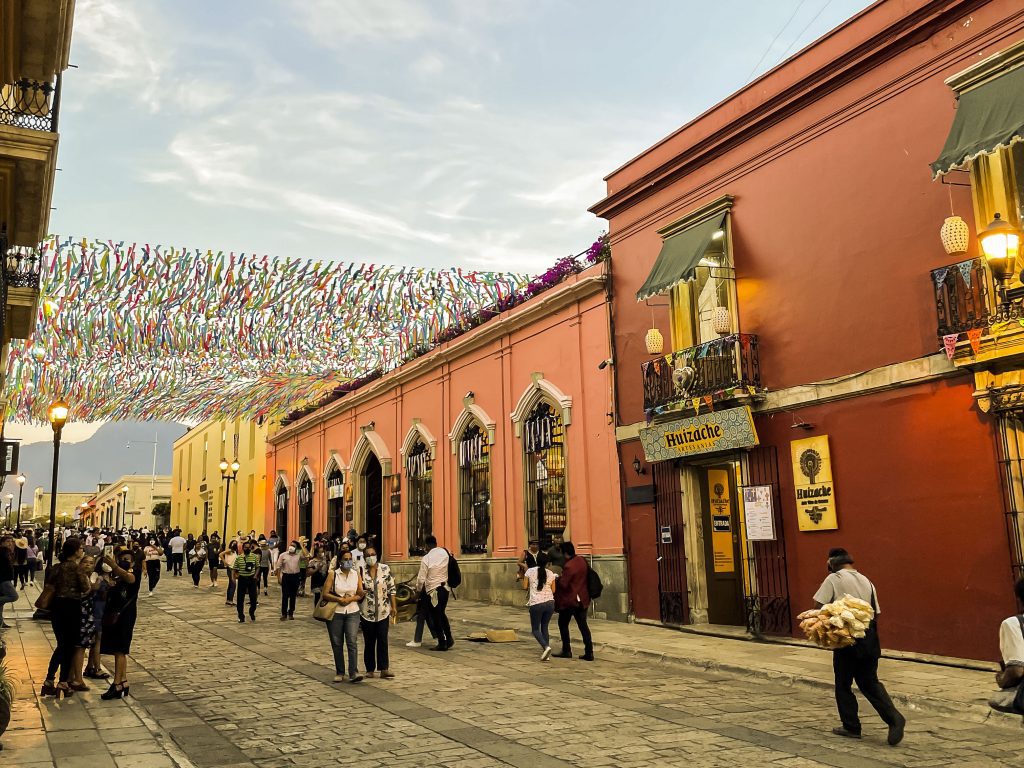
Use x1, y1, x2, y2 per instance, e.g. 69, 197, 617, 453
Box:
31, 488, 91, 526
171, 419, 267, 538
92, 475, 171, 530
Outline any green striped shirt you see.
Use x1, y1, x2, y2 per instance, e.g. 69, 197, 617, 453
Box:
232, 552, 260, 578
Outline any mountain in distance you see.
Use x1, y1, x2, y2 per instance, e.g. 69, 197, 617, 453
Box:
2, 420, 187, 498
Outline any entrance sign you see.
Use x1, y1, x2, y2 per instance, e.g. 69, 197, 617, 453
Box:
639, 406, 758, 462
741, 485, 775, 541
707, 468, 735, 573
791, 435, 838, 531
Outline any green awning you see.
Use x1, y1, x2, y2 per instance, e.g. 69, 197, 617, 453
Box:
636, 211, 727, 301
931, 63, 1024, 178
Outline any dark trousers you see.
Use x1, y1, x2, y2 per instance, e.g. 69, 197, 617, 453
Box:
47, 597, 80, 682
146, 560, 161, 592
558, 605, 593, 657
427, 586, 453, 646
226, 571, 236, 602
172, 552, 183, 575
166, 551, 173, 571
281, 572, 300, 617
189, 559, 203, 585
17, 563, 30, 587
259, 566, 270, 590
361, 617, 390, 672
414, 596, 437, 643
236, 575, 257, 619
833, 647, 901, 733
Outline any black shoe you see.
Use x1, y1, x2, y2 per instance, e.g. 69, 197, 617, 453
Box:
238, 617, 245, 623
580, 654, 595, 661
831, 727, 862, 739
887, 714, 906, 746
554, 651, 572, 658
430, 644, 448, 651
445, 639, 455, 649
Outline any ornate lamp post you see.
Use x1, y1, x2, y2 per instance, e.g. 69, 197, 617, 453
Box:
15, 473, 26, 528
118, 485, 129, 531
4, 494, 12, 527
219, 457, 240, 547
45, 398, 69, 569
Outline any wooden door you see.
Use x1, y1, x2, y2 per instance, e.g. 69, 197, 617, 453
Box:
700, 465, 744, 625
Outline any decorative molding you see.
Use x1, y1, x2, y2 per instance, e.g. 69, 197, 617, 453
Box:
274, 471, 289, 495
323, 450, 346, 481
510, 374, 573, 438
350, 429, 393, 477
946, 36, 1024, 93
448, 395, 497, 452
400, 418, 438, 460
657, 195, 734, 239
295, 459, 315, 491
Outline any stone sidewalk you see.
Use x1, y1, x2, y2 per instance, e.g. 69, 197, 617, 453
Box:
443, 599, 1015, 725
0, 581, 193, 768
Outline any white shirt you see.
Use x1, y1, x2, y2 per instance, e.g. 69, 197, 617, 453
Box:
333, 567, 361, 615
999, 615, 1024, 666
525, 566, 556, 606
168, 536, 186, 554
415, 547, 449, 592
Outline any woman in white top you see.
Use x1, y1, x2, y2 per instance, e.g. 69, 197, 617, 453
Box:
220, 541, 238, 606
322, 549, 365, 683
522, 552, 557, 661
143, 539, 163, 596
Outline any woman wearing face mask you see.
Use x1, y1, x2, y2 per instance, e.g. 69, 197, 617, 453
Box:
220, 539, 239, 605
207, 534, 222, 589
189, 536, 208, 588
84, 556, 112, 680
100, 546, 142, 699
322, 550, 365, 683
144, 538, 163, 596
68, 554, 100, 691
40, 537, 90, 698
308, 543, 328, 610
275, 540, 303, 620
360, 546, 397, 679
351, 535, 368, 571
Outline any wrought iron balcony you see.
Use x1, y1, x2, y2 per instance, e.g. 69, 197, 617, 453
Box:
642, 333, 761, 413
4, 249, 41, 290
0, 76, 61, 132
931, 258, 990, 338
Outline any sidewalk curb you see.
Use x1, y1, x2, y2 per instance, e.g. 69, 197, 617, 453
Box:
451, 614, 1019, 727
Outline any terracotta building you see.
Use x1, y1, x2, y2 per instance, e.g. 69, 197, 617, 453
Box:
590, 0, 1024, 659
265, 261, 627, 616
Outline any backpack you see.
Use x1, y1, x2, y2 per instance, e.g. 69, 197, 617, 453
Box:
445, 549, 462, 590
586, 563, 603, 600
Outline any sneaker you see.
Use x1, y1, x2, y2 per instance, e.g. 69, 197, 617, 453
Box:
280, 615, 288, 621
541, 646, 552, 661
365, 672, 376, 679
148, 591, 154, 597
332, 673, 345, 682
405, 641, 422, 648
831, 727, 862, 739
887, 714, 906, 746
348, 674, 364, 683
263, 590, 268, 596
379, 670, 395, 679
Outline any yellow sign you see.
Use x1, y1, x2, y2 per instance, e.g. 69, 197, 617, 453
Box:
791, 435, 838, 531
707, 468, 735, 573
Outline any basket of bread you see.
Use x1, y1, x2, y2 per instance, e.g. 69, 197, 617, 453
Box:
797, 595, 874, 649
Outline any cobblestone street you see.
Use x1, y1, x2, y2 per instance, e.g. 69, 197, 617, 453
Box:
2, 574, 1021, 768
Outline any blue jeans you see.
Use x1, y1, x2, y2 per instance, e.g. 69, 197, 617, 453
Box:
327, 611, 360, 677
529, 601, 555, 649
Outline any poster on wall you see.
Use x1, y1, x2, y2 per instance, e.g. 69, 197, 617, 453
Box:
791, 435, 838, 531
707, 468, 735, 573
741, 485, 775, 541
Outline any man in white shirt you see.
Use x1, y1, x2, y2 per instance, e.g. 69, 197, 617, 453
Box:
814, 548, 904, 746
167, 531, 186, 577
996, 578, 1024, 690
415, 536, 453, 651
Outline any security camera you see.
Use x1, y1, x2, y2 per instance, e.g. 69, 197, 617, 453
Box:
598, 358, 613, 370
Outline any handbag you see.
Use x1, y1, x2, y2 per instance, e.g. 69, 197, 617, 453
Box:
34, 583, 55, 611
313, 571, 338, 622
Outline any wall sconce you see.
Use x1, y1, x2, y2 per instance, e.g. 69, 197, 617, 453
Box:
391, 474, 401, 495
980, 213, 1021, 297
632, 457, 646, 476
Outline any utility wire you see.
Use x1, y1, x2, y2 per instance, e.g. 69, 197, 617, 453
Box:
746, 0, 811, 82
776, 0, 837, 62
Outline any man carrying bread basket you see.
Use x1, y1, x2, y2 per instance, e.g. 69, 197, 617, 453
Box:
813, 547, 906, 746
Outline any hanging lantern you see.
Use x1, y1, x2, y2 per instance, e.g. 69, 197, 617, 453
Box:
712, 306, 731, 335
645, 327, 664, 355
940, 215, 970, 255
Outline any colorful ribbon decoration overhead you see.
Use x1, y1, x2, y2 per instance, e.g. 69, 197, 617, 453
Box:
4, 237, 530, 423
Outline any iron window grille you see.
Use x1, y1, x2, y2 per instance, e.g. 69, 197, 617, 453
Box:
275, 489, 288, 544
458, 424, 490, 554
297, 479, 313, 540
524, 402, 567, 548
407, 441, 433, 556
326, 470, 344, 536
997, 415, 1024, 584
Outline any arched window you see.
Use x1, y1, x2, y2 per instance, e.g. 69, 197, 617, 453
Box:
297, 475, 313, 540
407, 440, 433, 556
458, 423, 490, 554
326, 467, 345, 536
275, 481, 289, 544
524, 401, 567, 547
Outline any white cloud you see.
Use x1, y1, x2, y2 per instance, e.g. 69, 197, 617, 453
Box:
5, 422, 104, 446
288, 0, 438, 44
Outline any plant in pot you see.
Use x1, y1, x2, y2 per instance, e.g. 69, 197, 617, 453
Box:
0, 639, 13, 751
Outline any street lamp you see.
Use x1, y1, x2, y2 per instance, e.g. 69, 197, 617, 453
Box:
15, 473, 25, 529
45, 398, 69, 569
219, 457, 240, 546
980, 212, 1022, 299
118, 485, 129, 531
4, 493, 12, 527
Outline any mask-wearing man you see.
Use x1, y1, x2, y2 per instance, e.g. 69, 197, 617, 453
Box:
275, 540, 303, 620
231, 542, 261, 623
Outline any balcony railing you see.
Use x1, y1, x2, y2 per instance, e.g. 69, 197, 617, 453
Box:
642, 333, 761, 413
932, 258, 990, 338
4, 249, 41, 290
0, 76, 61, 132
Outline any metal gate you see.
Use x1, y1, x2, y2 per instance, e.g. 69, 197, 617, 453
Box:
739, 446, 791, 636
653, 460, 689, 625
996, 415, 1024, 583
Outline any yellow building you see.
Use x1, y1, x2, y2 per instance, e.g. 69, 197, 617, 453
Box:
91, 475, 172, 531
31, 487, 91, 528
1, 1, 75, 383
171, 419, 267, 538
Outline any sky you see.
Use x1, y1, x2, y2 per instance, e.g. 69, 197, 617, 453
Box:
51, 0, 875, 275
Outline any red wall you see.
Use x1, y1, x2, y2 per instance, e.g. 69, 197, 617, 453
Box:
757, 377, 1012, 660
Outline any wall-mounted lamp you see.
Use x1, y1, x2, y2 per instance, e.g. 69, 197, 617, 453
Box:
391, 474, 401, 495
980, 213, 1021, 300
632, 457, 646, 476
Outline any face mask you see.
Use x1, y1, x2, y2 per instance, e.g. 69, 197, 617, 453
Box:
287, 546, 296, 554
340, 561, 354, 571
357, 542, 366, 551
365, 555, 378, 566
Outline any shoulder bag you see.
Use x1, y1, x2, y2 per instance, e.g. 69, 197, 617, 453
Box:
313, 569, 338, 623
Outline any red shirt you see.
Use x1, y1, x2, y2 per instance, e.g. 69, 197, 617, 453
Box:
555, 555, 590, 611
